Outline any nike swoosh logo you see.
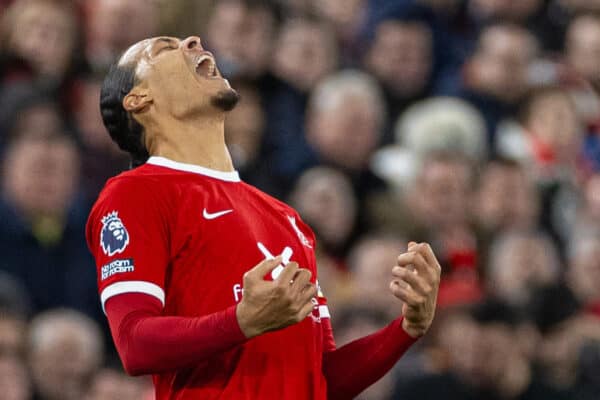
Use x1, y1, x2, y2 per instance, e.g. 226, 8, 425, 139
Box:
203, 208, 233, 220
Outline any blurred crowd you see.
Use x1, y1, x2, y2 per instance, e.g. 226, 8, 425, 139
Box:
1, 0, 600, 399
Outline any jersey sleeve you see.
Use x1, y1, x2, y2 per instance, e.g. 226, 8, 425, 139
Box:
86, 177, 171, 312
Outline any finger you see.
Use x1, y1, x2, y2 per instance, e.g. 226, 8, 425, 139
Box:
290, 269, 312, 293
275, 261, 299, 285
298, 283, 317, 304
397, 251, 433, 281
297, 299, 315, 321
415, 243, 442, 273
390, 281, 424, 307
392, 266, 431, 295
244, 256, 282, 282
408, 241, 418, 249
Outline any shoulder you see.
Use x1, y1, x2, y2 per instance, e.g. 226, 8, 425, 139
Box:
88, 165, 177, 228
242, 183, 298, 214
96, 165, 179, 205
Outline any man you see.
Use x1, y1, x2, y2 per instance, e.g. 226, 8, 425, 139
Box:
86, 35, 441, 399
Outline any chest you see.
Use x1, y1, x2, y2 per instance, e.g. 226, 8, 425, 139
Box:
163, 183, 316, 314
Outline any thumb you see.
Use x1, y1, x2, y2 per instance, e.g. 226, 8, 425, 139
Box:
244, 256, 283, 283
408, 241, 418, 250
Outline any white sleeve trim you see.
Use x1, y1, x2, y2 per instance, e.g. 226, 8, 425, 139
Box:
100, 281, 165, 313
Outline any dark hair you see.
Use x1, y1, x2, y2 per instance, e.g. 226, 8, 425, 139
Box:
99, 63, 149, 167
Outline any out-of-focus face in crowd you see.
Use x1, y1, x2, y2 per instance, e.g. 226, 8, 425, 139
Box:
410, 154, 472, 230
366, 20, 433, 98
567, 233, 600, 305
225, 82, 265, 169
306, 71, 384, 171
559, 0, 600, 13
28, 310, 103, 400
566, 15, 600, 91
475, 159, 539, 232
0, 357, 31, 400
85, 0, 159, 69
469, 25, 537, 102
2, 134, 80, 219
206, 0, 275, 79
469, 0, 544, 22
74, 78, 121, 154
347, 235, 406, 318
272, 18, 338, 91
0, 313, 26, 358
290, 167, 356, 250
580, 174, 600, 227
524, 87, 582, 164
487, 232, 560, 306
311, 0, 366, 38
435, 305, 535, 394
85, 368, 151, 400
3, 0, 78, 79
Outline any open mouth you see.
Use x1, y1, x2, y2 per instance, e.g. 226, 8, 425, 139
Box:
194, 54, 218, 79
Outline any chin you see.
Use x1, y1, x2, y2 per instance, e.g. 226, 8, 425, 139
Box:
211, 87, 240, 112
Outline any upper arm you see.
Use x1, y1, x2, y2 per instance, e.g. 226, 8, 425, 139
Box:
86, 178, 171, 312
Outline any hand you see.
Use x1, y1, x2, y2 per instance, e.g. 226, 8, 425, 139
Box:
390, 242, 441, 338
236, 257, 318, 338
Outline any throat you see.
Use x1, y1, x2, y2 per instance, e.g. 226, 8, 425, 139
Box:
147, 116, 235, 173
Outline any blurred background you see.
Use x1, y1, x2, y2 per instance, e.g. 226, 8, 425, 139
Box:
0, 0, 600, 399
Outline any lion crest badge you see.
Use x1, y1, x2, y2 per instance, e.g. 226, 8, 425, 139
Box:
100, 211, 130, 256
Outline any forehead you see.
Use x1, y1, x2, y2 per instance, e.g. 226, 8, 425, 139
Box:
118, 37, 180, 66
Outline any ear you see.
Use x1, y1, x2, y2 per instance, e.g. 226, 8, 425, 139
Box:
123, 87, 153, 113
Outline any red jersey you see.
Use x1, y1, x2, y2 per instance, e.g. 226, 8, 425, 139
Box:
86, 156, 333, 399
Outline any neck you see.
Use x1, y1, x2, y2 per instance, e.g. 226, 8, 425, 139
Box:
146, 112, 234, 172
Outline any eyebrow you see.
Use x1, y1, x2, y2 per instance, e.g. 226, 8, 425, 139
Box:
156, 37, 177, 45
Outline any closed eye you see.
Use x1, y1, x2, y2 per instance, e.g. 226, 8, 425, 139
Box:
155, 45, 177, 56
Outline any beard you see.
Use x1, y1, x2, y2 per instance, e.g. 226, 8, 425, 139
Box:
211, 88, 240, 112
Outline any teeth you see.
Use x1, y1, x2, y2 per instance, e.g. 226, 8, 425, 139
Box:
195, 55, 217, 77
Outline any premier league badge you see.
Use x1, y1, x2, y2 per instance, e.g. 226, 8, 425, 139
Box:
100, 211, 130, 256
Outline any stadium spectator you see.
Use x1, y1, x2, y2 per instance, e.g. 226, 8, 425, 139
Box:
498, 86, 583, 182
311, 0, 368, 65
404, 152, 477, 275
289, 166, 358, 260
0, 131, 100, 321
0, 0, 80, 86
394, 301, 568, 400
468, 0, 544, 23
459, 23, 538, 144
565, 14, 600, 94
261, 17, 339, 193
85, 367, 152, 400
84, 0, 160, 72
205, 0, 277, 80
71, 75, 130, 198
0, 356, 32, 400
486, 231, 561, 307
474, 157, 540, 235
346, 234, 406, 319
566, 229, 600, 316
305, 70, 387, 203
532, 285, 600, 399
223, 80, 272, 190
29, 309, 104, 400
364, 18, 434, 142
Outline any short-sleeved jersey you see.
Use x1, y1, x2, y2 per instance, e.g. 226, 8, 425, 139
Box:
86, 156, 332, 400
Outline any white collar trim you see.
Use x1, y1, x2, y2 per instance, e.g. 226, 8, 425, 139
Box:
147, 156, 241, 182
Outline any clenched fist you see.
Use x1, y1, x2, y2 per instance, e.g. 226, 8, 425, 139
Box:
390, 242, 441, 338
236, 257, 318, 338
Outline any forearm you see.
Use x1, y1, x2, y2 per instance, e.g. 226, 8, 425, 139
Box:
322, 317, 418, 400
105, 293, 248, 376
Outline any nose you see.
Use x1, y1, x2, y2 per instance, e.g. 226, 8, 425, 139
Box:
182, 36, 203, 51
